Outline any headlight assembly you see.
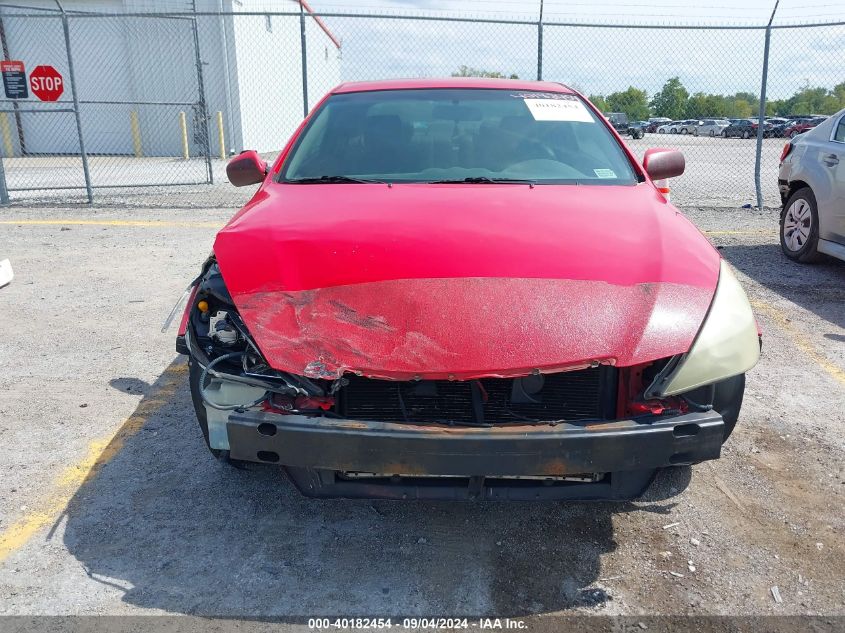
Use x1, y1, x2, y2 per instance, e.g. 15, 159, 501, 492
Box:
646, 260, 760, 398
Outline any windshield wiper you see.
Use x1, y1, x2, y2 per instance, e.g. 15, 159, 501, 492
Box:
429, 176, 536, 185
286, 175, 386, 184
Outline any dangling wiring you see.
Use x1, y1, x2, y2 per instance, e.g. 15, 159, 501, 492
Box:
185, 326, 319, 411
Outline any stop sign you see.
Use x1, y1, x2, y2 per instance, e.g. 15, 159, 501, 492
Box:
29, 65, 64, 101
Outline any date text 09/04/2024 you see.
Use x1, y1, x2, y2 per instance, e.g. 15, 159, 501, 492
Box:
307, 618, 527, 629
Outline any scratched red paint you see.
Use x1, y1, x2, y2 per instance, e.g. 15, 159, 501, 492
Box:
214, 178, 720, 380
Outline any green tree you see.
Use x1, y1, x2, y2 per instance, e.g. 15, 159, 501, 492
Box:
650, 77, 689, 120
605, 86, 650, 120
766, 99, 787, 116
833, 82, 845, 109
734, 91, 759, 112
781, 84, 839, 115
589, 94, 609, 112
451, 65, 518, 79
685, 92, 712, 118
730, 99, 753, 118
705, 94, 730, 117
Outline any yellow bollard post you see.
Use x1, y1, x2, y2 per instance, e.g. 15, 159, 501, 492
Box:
178, 111, 189, 160
129, 110, 143, 157
216, 111, 225, 160
0, 113, 14, 158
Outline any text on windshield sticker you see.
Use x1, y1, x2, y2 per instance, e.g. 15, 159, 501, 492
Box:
523, 98, 593, 122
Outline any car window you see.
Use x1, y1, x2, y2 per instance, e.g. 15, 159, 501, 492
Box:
834, 117, 845, 143
280, 88, 639, 185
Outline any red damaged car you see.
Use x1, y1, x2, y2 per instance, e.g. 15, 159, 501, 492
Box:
175, 78, 760, 500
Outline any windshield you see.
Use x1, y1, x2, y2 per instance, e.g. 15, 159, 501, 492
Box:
280, 88, 639, 185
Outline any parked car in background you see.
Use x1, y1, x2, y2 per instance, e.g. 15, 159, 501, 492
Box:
697, 119, 730, 137
176, 78, 760, 501
778, 108, 845, 263
769, 119, 792, 138
678, 120, 702, 135
657, 121, 681, 134
605, 112, 646, 139
630, 121, 649, 137
723, 119, 772, 138
647, 117, 671, 132
784, 117, 825, 138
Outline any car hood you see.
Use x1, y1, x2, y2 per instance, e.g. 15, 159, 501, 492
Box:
214, 182, 720, 380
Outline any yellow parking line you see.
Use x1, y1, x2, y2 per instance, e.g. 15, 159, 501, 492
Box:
0, 362, 188, 564
751, 299, 845, 387
0, 219, 223, 228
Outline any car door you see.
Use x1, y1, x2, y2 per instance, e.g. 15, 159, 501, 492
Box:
817, 113, 845, 244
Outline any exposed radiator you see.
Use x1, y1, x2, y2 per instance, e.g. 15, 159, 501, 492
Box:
338, 366, 617, 424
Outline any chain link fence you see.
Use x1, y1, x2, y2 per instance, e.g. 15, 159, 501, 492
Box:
0, 3, 843, 208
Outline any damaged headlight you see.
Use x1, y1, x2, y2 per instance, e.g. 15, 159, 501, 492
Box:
646, 260, 760, 398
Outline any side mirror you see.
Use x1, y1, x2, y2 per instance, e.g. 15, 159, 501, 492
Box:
226, 150, 267, 187
643, 148, 685, 181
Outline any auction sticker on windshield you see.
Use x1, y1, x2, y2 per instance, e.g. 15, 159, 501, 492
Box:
523, 97, 593, 122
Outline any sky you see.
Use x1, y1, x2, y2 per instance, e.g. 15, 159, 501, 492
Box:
297, 0, 844, 100
307, 0, 844, 26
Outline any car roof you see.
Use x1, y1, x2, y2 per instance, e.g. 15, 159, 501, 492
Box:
332, 77, 575, 94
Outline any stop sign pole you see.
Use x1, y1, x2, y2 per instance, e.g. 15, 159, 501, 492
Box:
57, 1, 93, 203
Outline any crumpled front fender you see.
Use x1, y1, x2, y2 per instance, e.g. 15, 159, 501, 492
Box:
231, 277, 713, 380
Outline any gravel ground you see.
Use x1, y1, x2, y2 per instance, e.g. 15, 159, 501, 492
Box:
0, 201, 843, 621
2, 134, 786, 209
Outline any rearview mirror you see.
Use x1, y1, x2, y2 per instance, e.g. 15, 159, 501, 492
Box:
226, 150, 267, 187
642, 148, 685, 181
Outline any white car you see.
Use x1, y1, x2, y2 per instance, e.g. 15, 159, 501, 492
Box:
778, 109, 845, 263
697, 119, 730, 137
677, 120, 702, 135
657, 121, 681, 134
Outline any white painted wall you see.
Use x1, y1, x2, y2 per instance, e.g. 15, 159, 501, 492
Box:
228, 0, 340, 153
1, 0, 341, 157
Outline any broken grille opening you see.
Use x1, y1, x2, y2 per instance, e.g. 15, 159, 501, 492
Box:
337, 366, 617, 424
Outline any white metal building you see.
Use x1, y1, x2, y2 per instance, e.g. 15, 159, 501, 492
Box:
0, 0, 341, 156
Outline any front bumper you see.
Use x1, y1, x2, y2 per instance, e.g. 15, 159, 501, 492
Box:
226, 410, 724, 500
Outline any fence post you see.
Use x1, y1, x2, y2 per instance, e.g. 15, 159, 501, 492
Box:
755, 0, 780, 210
299, 1, 309, 118
191, 0, 213, 184
55, 1, 93, 204
536, 0, 544, 81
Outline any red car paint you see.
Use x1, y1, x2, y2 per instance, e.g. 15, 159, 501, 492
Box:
210, 79, 722, 381
784, 119, 821, 137
214, 182, 720, 380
